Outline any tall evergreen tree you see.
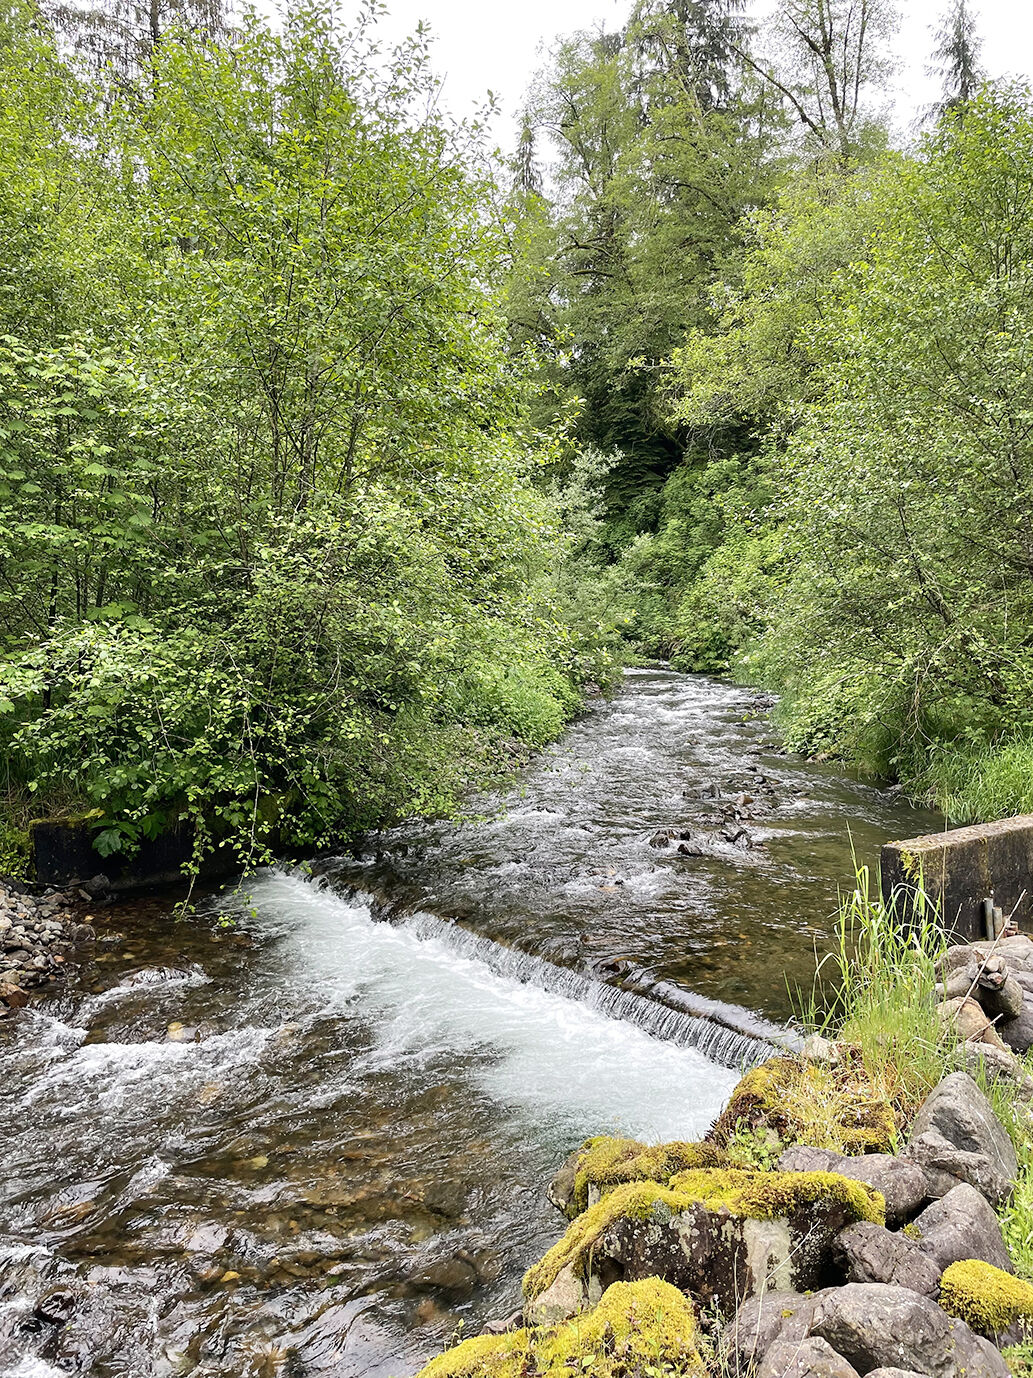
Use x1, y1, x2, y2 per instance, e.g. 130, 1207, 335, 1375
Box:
745, 0, 898, 161
930, 0, 984, 118
626, 0, 749, 112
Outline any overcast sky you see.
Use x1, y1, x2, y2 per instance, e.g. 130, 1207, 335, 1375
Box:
368, 0, 1033, 145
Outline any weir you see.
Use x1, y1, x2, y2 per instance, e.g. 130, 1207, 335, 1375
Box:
398, 909, 789, 1070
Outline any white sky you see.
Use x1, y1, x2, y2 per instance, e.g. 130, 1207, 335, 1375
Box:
367, 0, 1033, 145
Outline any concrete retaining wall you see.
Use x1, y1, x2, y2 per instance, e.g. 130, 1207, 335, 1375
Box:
881, 815, 1033, 942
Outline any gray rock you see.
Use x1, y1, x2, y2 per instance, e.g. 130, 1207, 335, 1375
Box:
523, 1262, 594, 1327
954, 1040, 1033, 1096
866, 1370, 938, 1378
758, 1337, 859, 1378
722, 1291, 822, 1368
907, 1072, 1017, 1206
810, 1283, 1009, 1378
999, 999, 1033, 1055
834, 1222, 942, 1295
778, 1146, 927, 1227
546, 1148, 579, 1217
910, 1183, 1012, 1272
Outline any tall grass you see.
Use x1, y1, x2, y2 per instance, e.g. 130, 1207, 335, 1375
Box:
920, 736, 1033, 824
804, 865, 951, 1129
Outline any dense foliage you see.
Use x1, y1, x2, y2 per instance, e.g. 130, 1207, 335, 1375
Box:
510, 0, 1033, 821
0, 0, 615, 871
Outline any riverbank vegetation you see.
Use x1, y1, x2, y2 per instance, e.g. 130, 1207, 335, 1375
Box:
3, 0, 1033, 871
0, 0, 621, 872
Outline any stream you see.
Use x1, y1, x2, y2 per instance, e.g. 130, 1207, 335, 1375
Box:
0, 671, 939, 1378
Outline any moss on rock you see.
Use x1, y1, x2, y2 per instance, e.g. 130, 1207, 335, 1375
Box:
567, 1136, 726, 1217
708, 1055, 897, 1155
665, 1168, 885, 1226
523, 1168, 884, 1301
940, 1259, 1033, 1336
416, 1278, 700, 1377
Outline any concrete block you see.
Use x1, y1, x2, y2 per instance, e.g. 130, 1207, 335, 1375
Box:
881, 816, 1033, 942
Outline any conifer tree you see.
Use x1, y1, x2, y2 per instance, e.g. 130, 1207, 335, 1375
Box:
930, 0, 983, 118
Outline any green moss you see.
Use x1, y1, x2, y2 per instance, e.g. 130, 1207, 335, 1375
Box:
708, 1055, 896, 1155
415, 1329, 529, 1378
665, 1168, 884, 1226
523, 1169, 884, 1301
940, 1260, 1033, 1335
416, 1279, 700, 1378
568, 1136, 726, 1217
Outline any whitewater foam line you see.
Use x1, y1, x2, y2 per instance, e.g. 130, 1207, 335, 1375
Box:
397, 911, 783, 1071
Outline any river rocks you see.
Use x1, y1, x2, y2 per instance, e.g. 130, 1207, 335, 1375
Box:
936, 944, 1033, 1055
909, 1069, 1013, 1212
759, 1336, 861, 1378
910, 1184, 1012, 1273
999, 1001, 1033, 1054
833, 1222, 942, 1296
778, 1147, 927, 1228
906, 1073, 1017, 1206
952, 1041, 1033, 1096
523, 1261, 598, 1326
864, 1370, 930, 1378
0, 880, 89, 1009
723, 1290, 823, 1369
810, 1283, 1009, 1378
937, 996, 1009, 1050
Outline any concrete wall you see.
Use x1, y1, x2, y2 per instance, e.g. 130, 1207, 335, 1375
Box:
881, 815, 1033, 942
29, 818, 236, 893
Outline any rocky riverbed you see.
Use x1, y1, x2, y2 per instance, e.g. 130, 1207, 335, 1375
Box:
0, 879, 95, 1011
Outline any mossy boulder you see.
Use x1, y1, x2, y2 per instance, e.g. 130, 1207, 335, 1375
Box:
416, 1278, 700, 1377
709, 1055, 897, 1156
939, 1259, 1033, 1339
523, 1168, 884, 1320
549, 1136, 726, 1219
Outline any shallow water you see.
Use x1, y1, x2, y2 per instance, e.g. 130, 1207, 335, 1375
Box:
0, 672, 938, 1377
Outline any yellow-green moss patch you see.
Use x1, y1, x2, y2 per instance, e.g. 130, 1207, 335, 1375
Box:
940, 1260, 1033, 1335
415, 1328, 529, 1378
665, 1168, 885, 1226
708, 1054, 897, 1155
416, 1279, 700, 1378
523, 1169, 884, 1300
568, 1136, 726, 1217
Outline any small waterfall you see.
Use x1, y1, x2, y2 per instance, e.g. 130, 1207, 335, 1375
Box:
398, 910, 788, 1070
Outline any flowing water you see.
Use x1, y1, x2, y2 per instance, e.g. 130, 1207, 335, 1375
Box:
0, 672, 939, 1378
